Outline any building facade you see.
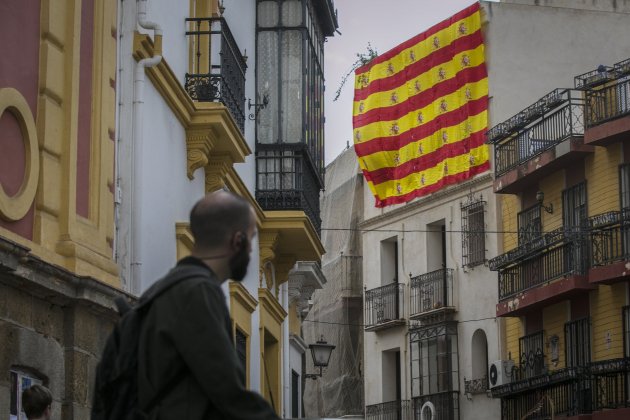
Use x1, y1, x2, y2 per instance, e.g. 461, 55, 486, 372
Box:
488, 56, 630, 420
0, 0, 335, 418
360, 1, 630, 419
114, 0, 335, 417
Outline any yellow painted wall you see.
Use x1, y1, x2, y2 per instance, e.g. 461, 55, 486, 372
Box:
591, 283, 627, 361
542, 301, 569, 370
538, 171, 564, 232
501, 194, 519, 252
505, 317, 522, 363
289, 302, 301, 337
586, 143, 623, 216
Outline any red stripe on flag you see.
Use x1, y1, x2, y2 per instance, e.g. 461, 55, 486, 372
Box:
353, 65, 487, 127
362, 130, 487, 185
355, 2, 481, 75
354, 97, 488, 157
371, 161, 490, 207
354, 31, 484, 102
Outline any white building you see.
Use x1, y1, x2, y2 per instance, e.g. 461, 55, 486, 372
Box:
360, 1, 630, 419
115, 0, 336, 417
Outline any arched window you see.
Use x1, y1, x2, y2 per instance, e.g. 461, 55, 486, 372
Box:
471, 329, 488, 381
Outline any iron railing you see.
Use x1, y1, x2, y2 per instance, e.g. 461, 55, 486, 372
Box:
585, 77, 630, 127
464, 375, 488, 395
410, 269, 453, 317
591, 358, 630, 410
364, 283, 405, 329
590, 209, 630, 267
492, 227, 588, 300
488, 89, 584, 177
365, 400, 411, 420
185, 17, 247, 132
255, 143, 322, 232
411, 391, 459, 420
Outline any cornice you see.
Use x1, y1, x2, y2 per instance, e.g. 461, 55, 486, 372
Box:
258, 287, 288, 324
229, 281, 258, 314
359, 172, 493, 229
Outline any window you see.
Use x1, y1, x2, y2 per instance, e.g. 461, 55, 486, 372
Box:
461, 198, 486, 267
519, 331, 545, 378
10, 369, 44, 420
291, 370, 299, 418
410, 323, 458, 397
562, 182, 588, 272
565, 318, 591, 367
518, 204, 542, 245
623, 306, 630, 358
235, 329, 248, 385
621, 164, 630, 211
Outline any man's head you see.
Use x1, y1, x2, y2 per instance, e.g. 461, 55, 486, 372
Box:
21, 384, 52, 420
190, 190, 257, 281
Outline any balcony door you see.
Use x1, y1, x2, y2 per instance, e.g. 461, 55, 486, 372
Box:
620, 164, 630, 257
562, 182, 588, 274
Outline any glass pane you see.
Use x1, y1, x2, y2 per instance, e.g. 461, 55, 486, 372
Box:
257, 31, 279, 144
281, 30, 303, 143
257, 1, 278, 27
282, 0, 302, 26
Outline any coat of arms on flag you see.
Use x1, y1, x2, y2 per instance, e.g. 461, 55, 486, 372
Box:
352, 2, 489, 207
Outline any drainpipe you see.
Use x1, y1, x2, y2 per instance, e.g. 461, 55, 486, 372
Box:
131, 0, 162, 293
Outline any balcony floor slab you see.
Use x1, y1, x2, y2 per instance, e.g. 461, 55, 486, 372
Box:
497, 275, 594, 317
493, 136, 594, 195
585, 113, 630, 147
592, 408, 630, 420
365, 319, 406, 332
589, 260, 630, 285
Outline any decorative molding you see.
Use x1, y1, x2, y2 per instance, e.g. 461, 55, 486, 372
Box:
204, 155, 232, 192
175, 222, 194, 260
258, 287, 288, 326
186, 129, 215, 180
229, 281, 258, 314
259, 231, 280, 266
0, 88, 39, 222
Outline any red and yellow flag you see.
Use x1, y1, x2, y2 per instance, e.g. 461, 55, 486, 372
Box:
353, 3, 489, 207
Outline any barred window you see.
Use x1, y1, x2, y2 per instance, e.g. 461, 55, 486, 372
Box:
519, 331, 545, 378
565, 317, 591, 367
461, 198, 486, 268
518, 204, 542, 245
623, 306, 630, 358
621, 164, 630, 211
562, 182, 587, 231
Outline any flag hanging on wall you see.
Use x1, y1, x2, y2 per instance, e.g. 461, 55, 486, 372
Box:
353, 2, 489, 207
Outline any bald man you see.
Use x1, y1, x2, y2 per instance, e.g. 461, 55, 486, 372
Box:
136, 191, 279, 419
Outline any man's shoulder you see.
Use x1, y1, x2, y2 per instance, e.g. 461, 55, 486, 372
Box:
140, 264, 220, 304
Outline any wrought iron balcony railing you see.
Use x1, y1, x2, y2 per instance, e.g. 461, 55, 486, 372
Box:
494, 358, 630, 419
255, 143, 322, 232
464, 375, 488, 395
590, 209, 630, 267
491, 228, 588, 301
185, 17, 247, 132
365, 400, 411, 420
412, 391, 459, 420
584, 76, 630, 128
364, 282, 405, 329
410, 268, 453, 317
487, 89, 584, 177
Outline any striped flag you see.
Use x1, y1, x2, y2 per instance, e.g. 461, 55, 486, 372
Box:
353, 2, 489, 207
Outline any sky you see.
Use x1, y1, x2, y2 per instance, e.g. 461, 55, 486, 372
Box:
323, 0, 484, 164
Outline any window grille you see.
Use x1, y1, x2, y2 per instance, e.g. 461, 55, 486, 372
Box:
519, 331, 545, 378
518, 204, 542, 245
562, 182, 588, 273
410, 323, 459, 397
565, 317, 591, 367
461, 198, 486, 267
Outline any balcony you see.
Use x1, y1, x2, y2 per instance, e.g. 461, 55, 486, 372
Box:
185, 17, 247, 132
589, 209, 630, 285
365, 400, 411, 420
409, 268, 455, 323
411, 391, 459, 420
580, 58, 630, 146
494, 359, 630, 420
364, 283, 405, 332
255, 143, 322, 233
491, 227, 594, 317
464, 374, 488, 395
486, 89, 593, 194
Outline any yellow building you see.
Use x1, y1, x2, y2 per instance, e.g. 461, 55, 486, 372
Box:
488, 58, 630, 419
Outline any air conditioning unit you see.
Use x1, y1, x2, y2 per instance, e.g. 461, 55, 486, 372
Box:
489, 360, 514, 388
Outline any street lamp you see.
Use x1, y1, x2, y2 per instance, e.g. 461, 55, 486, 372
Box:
304, 335, 335, 380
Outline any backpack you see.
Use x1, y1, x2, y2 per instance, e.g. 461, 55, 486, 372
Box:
91, 265, 208, 420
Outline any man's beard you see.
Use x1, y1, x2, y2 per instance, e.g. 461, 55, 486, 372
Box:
229, 244, 250, 281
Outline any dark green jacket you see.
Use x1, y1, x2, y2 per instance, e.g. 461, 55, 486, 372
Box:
137, 258, 279, 420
